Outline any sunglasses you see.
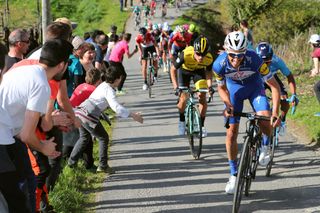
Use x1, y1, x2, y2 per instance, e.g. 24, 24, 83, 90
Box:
195, 51, 206, 57
228, 52, 245, 59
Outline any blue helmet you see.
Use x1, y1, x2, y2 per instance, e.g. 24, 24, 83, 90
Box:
256, 42, 273, 61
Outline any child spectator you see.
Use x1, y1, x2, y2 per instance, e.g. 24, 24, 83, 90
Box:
68, 66, 143, 173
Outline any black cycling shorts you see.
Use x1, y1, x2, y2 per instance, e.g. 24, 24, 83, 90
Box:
178, 68, 206, 87
141, 46, 156, 60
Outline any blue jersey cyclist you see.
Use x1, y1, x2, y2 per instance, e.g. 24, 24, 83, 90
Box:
256, 42, 298, 131
212, 31, 281, 194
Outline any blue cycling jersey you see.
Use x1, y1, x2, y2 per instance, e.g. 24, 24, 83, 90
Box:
213, 50, 272, 86
212, 50, 271, 123
269, 54, 291, 76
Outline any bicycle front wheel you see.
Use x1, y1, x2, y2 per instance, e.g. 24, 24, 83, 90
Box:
266, 129, 277, 177
147, 67, 153, 98
187, 106, 202, 159
233, 136, 251, 213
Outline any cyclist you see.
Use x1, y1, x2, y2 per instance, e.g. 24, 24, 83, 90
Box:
150, 0, 156, 18
256, 42, 299, 134
136, 27, 160, 90
168, 25, 192, 62
171, 36, 214, 137
160, 24, 171, 72
212, 31, 281, 194
161, 0, 168, 18
133, 5, 141, 27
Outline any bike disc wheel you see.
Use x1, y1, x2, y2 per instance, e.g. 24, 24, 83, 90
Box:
187, 107, 202, 159
266, 130, 277, 177
232, 136, 250, 213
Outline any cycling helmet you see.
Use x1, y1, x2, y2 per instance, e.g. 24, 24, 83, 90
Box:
139, 27, 147, 35
256, 42, 273, 61
183, 24, 189, 32
309, 34, 320, 44
175, 25, 185, 33
193, 36, 210, 56
153, 24, 159, 30
163, 25, 170, 32
224, 31, 247, 53
157, 23, 162, 30
189, 24, 196, 33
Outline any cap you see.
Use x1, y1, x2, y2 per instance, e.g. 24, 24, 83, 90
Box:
72, 36, 85, 50
54, 17, 77, 30
309, 34, 320, 44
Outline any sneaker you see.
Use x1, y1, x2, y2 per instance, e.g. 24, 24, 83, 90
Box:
225, 175, 237, 194
314, 112, 320, 117
142, 83, 148, 90
96, 166, 115, 174
278, 121, 286, 136
202, 127, 207, 138
163, 65, 168, 73
178, 121, 185, 135
153, 76, 158, 83
259, 145, 270, 166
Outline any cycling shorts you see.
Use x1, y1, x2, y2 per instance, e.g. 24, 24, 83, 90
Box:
227, 82, 270, 124
264, 74, 288, 96
141, 46, 156, 60
178, 68, 206, 88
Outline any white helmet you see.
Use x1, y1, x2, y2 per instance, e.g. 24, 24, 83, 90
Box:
224, 31, 247, 52
163, 25, 170, 32
309, 34, 320, 44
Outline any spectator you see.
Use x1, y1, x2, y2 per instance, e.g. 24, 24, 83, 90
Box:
67, 36, 86, 97
107, 25, 118, 38
124, 0, 133, 8
2, 29, 30, 74
83, 32, 91, 41
309, 34, 320, 77
26, 28, 39, 57
79, 42, 96, 84
314, 81, 320, 116
104, 34, 120, 68
109, 33, 138, 94
68, 66, 143, 174
94, 34, 109, 70
240, 19, 254, 49
63, 68, 102, 162
120, 0, 124, 12
0, 39, 72, 213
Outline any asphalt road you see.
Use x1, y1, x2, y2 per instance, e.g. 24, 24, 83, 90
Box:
91, 1, 320, 212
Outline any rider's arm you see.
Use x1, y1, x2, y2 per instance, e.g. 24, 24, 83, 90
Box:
213, 72, 231, 107
276, 56, 297, 95
206, 62, 213, 88
170, 53, 184, 89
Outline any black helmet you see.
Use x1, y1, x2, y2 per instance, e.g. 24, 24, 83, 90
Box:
139, 27, 147, 36
193, 36, 210, 56
256, 42, 273, 61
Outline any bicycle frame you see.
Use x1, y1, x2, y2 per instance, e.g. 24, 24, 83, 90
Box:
147, 52, 157, 98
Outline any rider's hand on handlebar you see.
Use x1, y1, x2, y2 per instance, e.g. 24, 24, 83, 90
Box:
271, 115, 281, 128
289, 94, 299, 107
174, 87, 180, 96
223, 105, 234, 117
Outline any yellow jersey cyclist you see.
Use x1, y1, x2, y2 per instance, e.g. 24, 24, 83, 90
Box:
212, 31, 281, 194
256, 42, 299, 134
170, 36, 214, 137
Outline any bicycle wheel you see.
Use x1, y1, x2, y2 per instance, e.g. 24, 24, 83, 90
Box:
233, 136, 251, 213
187, 106, 202, 159
167, 59, 172, 83
147, 67, 153, 98
266, 130, 277, 177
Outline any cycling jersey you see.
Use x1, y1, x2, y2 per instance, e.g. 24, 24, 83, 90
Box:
136, 32, 155, 48
174, 46, 213, 72
269, 54, 291, 76
213, 50, 272, 86
213, 50, 271, 123
133, 6, 141, 14
170, 32, 192, 48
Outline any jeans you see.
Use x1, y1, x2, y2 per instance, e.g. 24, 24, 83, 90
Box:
69, 122, 109, 168
120, 0, 123, 11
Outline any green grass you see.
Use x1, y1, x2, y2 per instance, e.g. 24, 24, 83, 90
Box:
49, 110, 115, 213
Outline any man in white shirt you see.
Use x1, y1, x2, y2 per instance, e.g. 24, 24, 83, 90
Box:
0, 38, 73, 213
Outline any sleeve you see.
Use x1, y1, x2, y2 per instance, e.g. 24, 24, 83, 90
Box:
125, 43, 129, 54
277, 57, 291, 76
106, 87, 130, 118
136, 36, 142, 44
27, 83, 50, 114
212, 55, 226, 86
173, 52, 185, 69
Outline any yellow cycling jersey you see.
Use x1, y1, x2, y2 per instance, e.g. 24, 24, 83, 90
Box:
174, 46, 213, 72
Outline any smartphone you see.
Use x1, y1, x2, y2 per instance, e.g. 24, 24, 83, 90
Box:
135, 45, 138, 50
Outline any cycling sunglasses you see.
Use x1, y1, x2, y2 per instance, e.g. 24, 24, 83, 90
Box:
228, 52, 246, 59
195, 51, 206, 57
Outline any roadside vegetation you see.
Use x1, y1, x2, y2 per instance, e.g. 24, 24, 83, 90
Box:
175, 0, 320, 144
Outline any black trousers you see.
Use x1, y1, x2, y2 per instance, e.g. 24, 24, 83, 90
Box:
314, 80, 320, 103
124, 0, 133, 7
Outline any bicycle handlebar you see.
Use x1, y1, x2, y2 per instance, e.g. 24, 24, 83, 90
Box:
224, 111, 270, 129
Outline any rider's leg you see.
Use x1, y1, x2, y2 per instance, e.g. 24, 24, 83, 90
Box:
141, 59, 147, 83
198, 92, 207, 127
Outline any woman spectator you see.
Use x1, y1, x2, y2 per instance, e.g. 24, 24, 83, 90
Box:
309, 34, 320, 77
79, 43, 96, 84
